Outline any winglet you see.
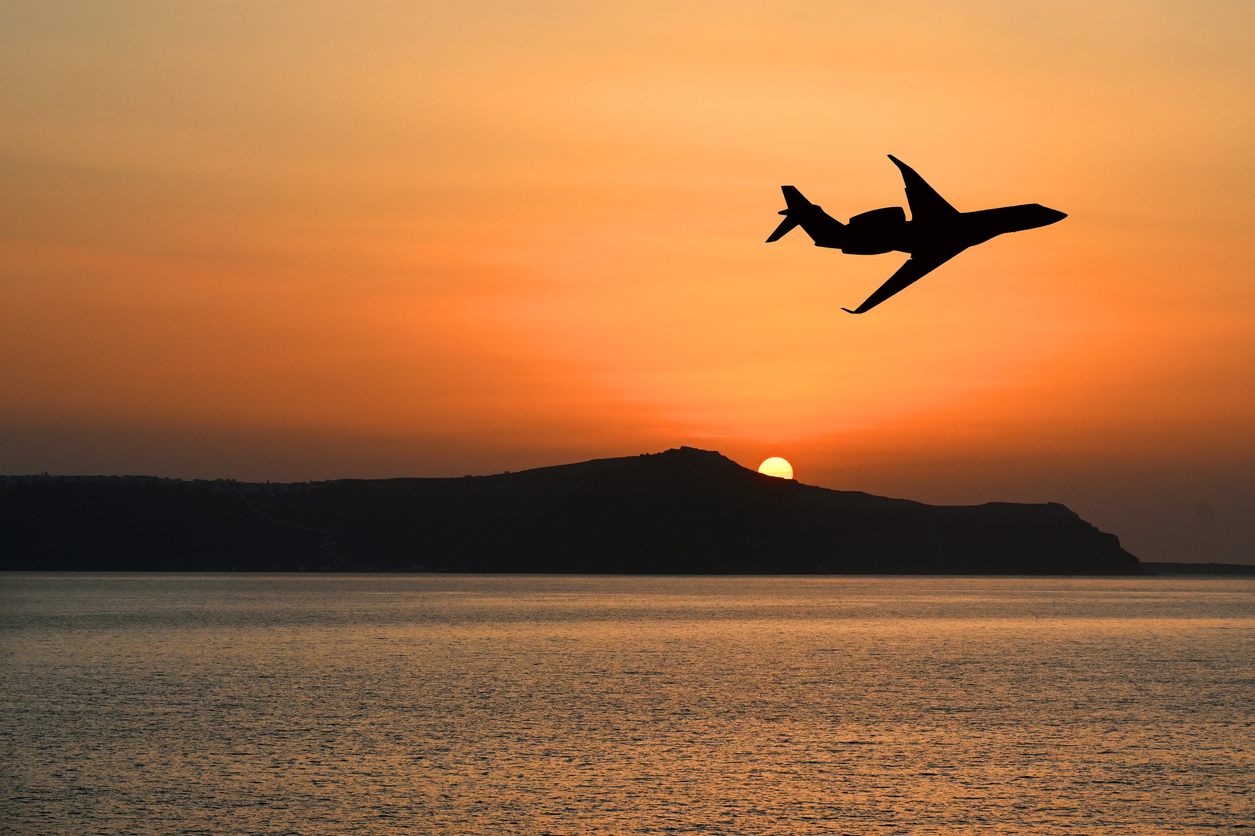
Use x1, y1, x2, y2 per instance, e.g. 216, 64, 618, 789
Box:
887, 155, 916, 177
841, 308, 860, 314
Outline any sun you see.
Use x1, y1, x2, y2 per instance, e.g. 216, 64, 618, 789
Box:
757, 457, 793, 480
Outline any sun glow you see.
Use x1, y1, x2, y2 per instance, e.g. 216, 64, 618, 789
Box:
757, 457, 793, 480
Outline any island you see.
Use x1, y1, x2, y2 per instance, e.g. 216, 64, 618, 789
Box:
1, 446, 1143, 574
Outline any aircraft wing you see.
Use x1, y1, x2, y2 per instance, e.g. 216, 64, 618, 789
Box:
841, 247, 965, 314
888, 155, 959, 221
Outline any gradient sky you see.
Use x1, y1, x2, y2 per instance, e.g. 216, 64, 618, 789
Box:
2, 1, 1253, 562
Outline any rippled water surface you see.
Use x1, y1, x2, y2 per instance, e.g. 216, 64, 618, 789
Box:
2, 574, 1253, 835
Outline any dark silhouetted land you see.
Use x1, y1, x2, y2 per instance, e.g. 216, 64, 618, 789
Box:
2, 447, 1145, 574
1142, 562, 1255, 576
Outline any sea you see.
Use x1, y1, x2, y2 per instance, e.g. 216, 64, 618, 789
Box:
2, 574, 1253, 835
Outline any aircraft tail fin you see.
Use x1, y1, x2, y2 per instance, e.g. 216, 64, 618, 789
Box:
766, 186, 812, 242
767, 186, 842, 245
781, 185, 812, 210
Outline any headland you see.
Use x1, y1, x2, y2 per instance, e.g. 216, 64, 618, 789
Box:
2, 446, 1144, 574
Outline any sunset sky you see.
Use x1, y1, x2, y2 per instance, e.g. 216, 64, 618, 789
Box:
2, 1, 1253, 562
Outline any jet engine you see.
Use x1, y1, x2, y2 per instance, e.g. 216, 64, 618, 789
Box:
841, 206, 906, 255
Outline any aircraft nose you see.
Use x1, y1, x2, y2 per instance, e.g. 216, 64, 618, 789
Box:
1043, 207, 1067, 224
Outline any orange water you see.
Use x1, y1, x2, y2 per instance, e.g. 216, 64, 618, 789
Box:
3, 574, 1253, 834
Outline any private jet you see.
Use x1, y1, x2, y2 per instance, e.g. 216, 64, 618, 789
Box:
767, 156, 1066, 313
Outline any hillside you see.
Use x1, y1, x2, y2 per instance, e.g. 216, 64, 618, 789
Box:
1, 447, 1143, 574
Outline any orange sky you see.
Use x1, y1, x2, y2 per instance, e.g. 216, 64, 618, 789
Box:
2, 1, 1253, 562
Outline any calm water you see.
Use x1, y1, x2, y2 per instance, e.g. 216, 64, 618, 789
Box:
2, 574, 1253, 835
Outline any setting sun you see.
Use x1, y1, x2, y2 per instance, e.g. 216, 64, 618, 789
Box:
2, 0, 1253, 564
758, 457, 793, 480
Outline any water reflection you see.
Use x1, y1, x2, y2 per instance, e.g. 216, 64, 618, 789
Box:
3, 574, 1253, 834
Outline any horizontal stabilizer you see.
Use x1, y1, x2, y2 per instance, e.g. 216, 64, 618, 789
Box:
766, 215, 801, 242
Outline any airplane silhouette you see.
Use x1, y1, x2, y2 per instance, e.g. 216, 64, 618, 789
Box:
767, 156, 1066, 313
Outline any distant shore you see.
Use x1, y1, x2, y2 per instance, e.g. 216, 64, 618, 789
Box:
1, 447, 1147, 575
1142, 562, 1255, 576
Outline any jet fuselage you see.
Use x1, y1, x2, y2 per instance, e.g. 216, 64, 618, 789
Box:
800, 203, 1066, 256
767, 157, 1066, 313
